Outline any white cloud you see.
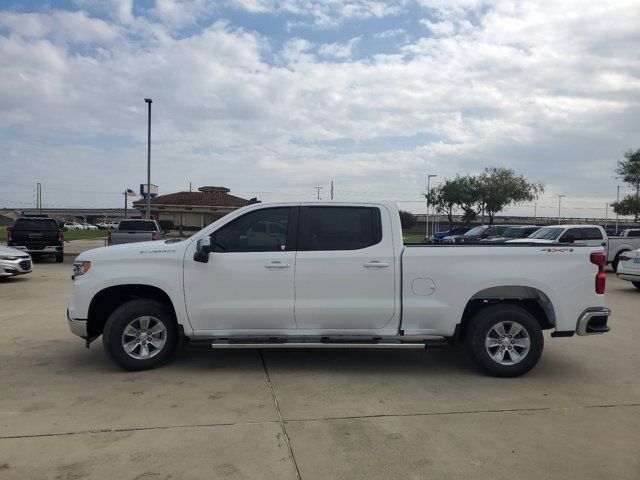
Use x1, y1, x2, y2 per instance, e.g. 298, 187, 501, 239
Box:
229, 0, 408, 27
374, 28, 405, 39
318, 36, 360, 59
1, 1, 639, 216
0, 11, 120, 43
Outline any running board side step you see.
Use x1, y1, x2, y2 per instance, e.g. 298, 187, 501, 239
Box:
207, 338, 450, 349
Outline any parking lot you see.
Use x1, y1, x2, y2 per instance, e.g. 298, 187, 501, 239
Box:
0, 257, 638, 479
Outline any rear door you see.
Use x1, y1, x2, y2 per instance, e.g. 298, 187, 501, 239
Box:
294, 206, 396, 330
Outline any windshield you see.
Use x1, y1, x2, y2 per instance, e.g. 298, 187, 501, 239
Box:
529, 227, 563, 240
464, 226, 487, 236
118, 220, 158, 231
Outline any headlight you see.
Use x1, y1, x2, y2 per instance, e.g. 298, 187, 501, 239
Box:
73, 260, 91, 277
0, 255, 21, 260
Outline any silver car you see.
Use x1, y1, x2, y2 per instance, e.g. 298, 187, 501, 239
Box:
0, 245, 33, 278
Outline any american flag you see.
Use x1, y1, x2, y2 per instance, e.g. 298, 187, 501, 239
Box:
125, 189, 137, 197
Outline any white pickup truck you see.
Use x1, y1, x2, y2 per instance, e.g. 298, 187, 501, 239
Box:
507, 224, 640, 271
68, 202, 611, 377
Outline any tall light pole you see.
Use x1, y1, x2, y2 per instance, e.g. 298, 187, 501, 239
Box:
426, 174, 437, 237
557, 194, 566, 224
144, 98, 153, 220
314, 186, 323, 199
616, 185, 621, 234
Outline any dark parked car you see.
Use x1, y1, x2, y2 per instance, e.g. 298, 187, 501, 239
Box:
443, 225, 516, 244
7, 217, 64, 262
480, 226, 541, 244
431, 226, 472, 243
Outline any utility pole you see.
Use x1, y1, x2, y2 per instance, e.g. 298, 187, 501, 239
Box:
123, 191, 128, 219
616, 185, 621, 234
533, 195, 538, 226
426, 174, 437, 238
36, 182, 42, 215
144, 98, 153, 220
558, 194, 566, 224
604, 203, 608, 230
330, 181, 334, 200
314, 186, 323, 200
36, 182, 42, 214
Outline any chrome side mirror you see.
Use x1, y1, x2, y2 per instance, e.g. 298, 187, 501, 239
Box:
194, 237, 211, 263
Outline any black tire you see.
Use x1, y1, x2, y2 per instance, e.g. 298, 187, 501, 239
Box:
466, 304, 544, 378
633, 282, 640, 290
103, 299, 178, 371
56, 253, 64, 263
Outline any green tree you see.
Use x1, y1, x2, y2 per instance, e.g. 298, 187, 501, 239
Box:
613, 149, 640, 220
399, 210, 417, 230
476, 167, 543, 224
612, 195, 640, 220
455, 175, 480, 223
425, 175, 478, 224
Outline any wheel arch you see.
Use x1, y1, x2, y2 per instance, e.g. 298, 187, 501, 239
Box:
87, 284, 178, 338
456, 285, 556, 341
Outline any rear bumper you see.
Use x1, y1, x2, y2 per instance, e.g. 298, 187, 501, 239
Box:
12, 245, 63, 254
576, 307, 611, 336
618, 273, 640, 282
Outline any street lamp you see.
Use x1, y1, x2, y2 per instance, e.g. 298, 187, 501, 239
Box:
426, 174, 437, 238
144, 98, 153, 220
557, 194, 566, 224
616, 185, 622, 234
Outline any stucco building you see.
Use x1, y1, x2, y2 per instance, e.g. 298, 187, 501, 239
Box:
133, 186, 250, 229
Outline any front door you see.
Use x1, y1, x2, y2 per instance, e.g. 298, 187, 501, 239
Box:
294, 206, 397, 330
184, 207, 297, 333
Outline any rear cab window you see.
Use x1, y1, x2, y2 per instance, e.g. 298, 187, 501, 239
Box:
118, 220, 159, 231
580, 227, 604, 240
298, 206, 382, 251
14, 218, 59, 230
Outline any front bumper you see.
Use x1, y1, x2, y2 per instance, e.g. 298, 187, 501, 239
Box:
67, 309, 88, 338
1, 257, 33, 277
576, 307, 611, 336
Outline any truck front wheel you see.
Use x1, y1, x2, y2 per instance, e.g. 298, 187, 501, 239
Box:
103, 299, 178, 371
466, 304, 544, 377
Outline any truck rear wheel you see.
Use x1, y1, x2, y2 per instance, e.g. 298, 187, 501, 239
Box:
103, 299, 178, 371
466, 304, 543, 377
633, 281, 640, 290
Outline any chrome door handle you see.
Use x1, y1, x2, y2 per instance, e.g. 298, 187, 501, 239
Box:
363, 261, 389, 268
265, 261, 290, 268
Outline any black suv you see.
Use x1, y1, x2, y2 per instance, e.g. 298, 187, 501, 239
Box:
7, 217, 64, 262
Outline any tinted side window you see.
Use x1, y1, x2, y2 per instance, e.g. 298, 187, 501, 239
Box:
628, 230, 640, 237
299, 207, 381, 251
564, 228, 583, 240
212, 208, 290, 252
580, 228, 603, 240
119, 220, 158, 231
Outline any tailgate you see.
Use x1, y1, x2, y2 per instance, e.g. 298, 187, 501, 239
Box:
11, 230, 60, 248
110, 232, 153, 244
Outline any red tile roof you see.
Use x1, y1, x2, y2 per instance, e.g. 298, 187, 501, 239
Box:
133, 187, 249, 208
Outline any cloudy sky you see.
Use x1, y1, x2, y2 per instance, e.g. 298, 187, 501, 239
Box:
1, 0, 639, 218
